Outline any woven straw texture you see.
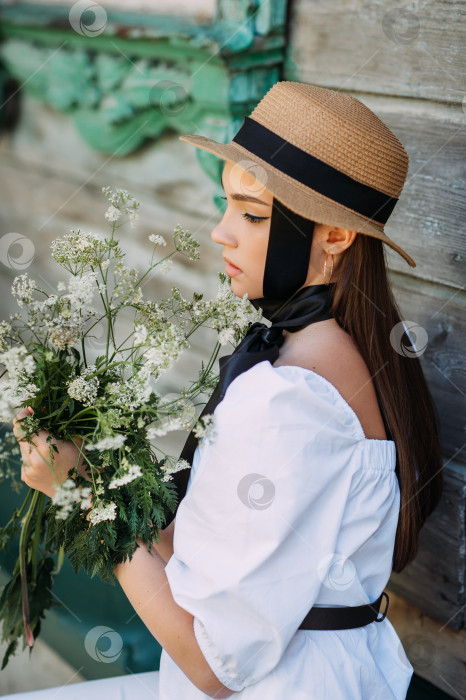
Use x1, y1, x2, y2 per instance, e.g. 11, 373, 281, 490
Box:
179, 81, 415, 267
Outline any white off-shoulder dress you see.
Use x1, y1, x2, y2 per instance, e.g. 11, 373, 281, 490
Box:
3, 360, 414, 700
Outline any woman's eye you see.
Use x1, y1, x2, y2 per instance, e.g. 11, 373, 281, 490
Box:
242, 212, 264, 224
219, 196, 268, 225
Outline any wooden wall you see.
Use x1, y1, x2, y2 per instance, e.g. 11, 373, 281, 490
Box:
285, 0, 465, 694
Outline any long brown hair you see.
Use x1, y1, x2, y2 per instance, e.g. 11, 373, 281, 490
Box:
331, 234, 443, 573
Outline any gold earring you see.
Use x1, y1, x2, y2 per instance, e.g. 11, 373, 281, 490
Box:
321, 251, 334, 285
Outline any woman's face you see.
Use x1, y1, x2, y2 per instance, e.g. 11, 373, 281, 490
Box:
210, 160, 274, 300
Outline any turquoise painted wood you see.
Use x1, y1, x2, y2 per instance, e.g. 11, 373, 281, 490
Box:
0, 1, 286, 158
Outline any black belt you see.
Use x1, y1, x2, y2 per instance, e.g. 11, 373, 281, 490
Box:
298, 591, 389, 630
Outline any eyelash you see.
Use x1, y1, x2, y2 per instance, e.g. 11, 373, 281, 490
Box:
220, 196, 268, 224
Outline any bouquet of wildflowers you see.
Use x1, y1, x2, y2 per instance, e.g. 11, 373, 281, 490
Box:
0, 186, 262, 668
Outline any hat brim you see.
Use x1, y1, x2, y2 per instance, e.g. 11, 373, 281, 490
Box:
179, 134, 416, 268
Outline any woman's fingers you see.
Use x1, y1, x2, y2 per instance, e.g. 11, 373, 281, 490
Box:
12, 406, 34, 442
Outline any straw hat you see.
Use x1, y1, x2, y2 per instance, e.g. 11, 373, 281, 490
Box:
179, 81, 416, 267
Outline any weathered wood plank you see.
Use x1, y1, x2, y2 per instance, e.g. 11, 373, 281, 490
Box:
385, 589, 466, 697
286, 0, 466, 104
388, 460, 466, 632
389, 270, 466, 465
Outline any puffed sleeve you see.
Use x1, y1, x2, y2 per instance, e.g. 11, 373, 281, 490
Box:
164, 361, 364, 692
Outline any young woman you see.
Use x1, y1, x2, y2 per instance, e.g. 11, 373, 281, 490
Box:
10, 81, 443, 699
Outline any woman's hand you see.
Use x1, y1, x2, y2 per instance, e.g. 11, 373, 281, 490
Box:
12, 406, 89, 499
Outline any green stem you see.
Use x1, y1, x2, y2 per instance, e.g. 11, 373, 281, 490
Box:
19, 489, 40, 647
31, 493, 45, 583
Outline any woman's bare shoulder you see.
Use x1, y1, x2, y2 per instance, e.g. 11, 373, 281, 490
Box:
274, 320, 387, 440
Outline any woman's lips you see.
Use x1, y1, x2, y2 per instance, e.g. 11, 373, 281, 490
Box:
223, 257, 242, 276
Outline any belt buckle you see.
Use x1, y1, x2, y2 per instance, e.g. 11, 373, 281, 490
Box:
375, 591, 389, 622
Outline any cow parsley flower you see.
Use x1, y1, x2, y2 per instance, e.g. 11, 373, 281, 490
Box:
0, 321, 11, 352
88, 501, 117, 525
51, 229, 108, 269
149, 234, 167, 246
108, 464, 143, 489
101, 187, 139, 228
47, 314, 86, 350
173, 224, 200, 261
66, 365, 99, 407
52, 479, 92, 520
159, 259, 173, 275
161, 458, 191, 482
105, 205, 121, 222
12, 275, 36, 307
193, 414, 216, 446
218, 327, 235, 346
67, 272, 97, 309
85, 434, 127, 451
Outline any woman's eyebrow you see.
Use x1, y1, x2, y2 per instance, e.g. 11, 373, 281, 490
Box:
220, 174, 271, 206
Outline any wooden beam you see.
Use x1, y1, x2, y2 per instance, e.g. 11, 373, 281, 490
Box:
385, 589, 466, 698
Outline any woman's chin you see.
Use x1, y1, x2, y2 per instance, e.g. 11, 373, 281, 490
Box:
229, 277, 262, 300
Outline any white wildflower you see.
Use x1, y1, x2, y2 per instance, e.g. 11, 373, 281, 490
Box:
159, 259, 173, 275
149, 234, 167, 246
47, 314, 86, 350
173, 224, 200, 261
108, 464, 143, 489
133, 324, 148, 345
52, 479, 93, 520
105, 205, 121, 222
146, 415, 184, 439
0, 378, 17, 422
101, 187, 139, 228
218, 327, 235, 346
101, 259, 110, 271
51, 229, 108, 268
67, 272, 96, 308
88, 501, 117, 525
66, 365, 99, 407
0, 321, 12, 352
161, 458, 191, 483
193, 413, 216, 446
12, 274, 36, 307
85, 434, 127, 451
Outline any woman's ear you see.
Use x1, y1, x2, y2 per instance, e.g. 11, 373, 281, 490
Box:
326, 227, 358, 255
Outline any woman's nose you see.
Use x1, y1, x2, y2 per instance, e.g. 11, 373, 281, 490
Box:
211, 216, 237, 247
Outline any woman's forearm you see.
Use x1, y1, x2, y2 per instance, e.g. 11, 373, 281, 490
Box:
114, 541, 237, 699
